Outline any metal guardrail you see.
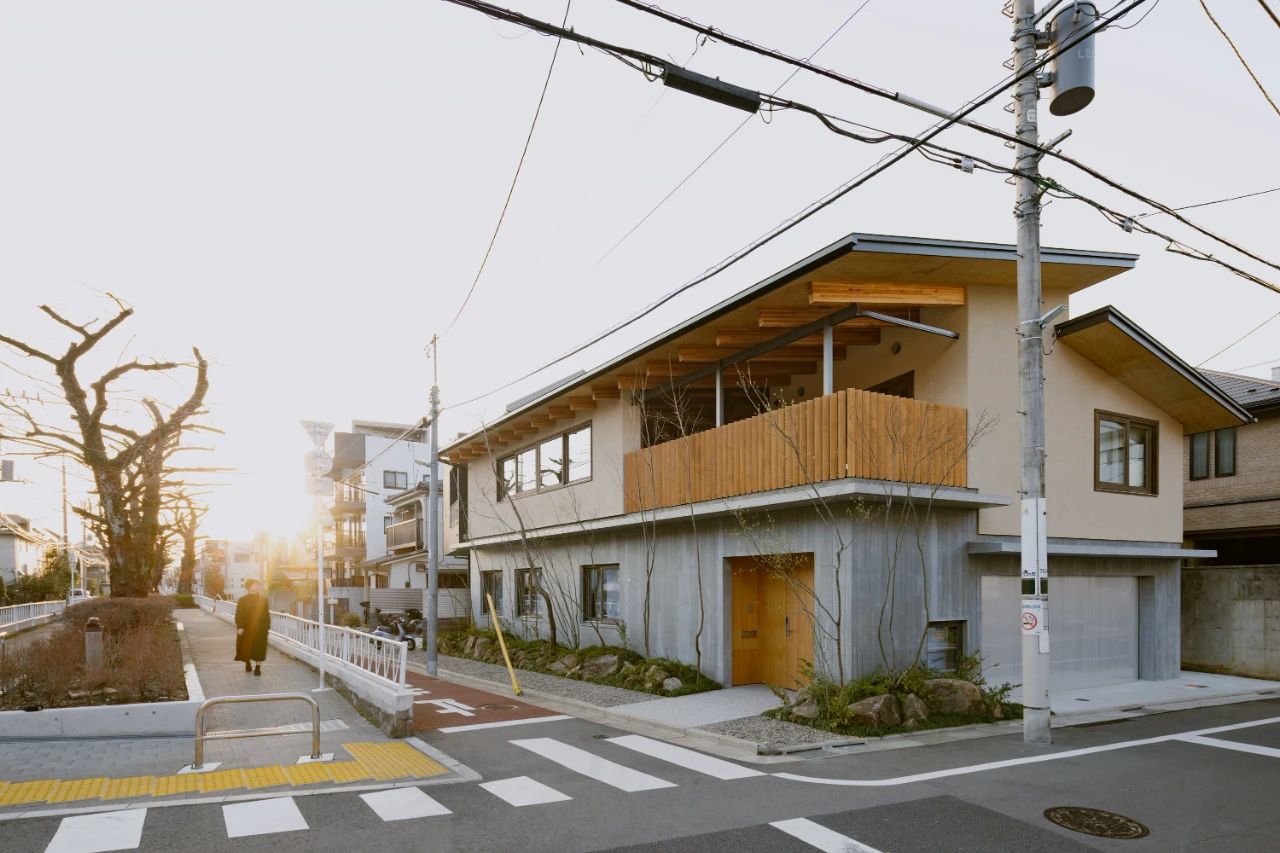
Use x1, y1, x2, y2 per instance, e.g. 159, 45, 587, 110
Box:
0, 600, 66, 632
193, 692, 320, 770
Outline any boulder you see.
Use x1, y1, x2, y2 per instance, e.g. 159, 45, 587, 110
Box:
661, 677, 683, 692
548, 654, 578, 674
579, 654, 620, 678
991, 702, 1005, 720
901, 693, 930, 723
463, 635, 477, 655
921, 678, 985, 716
790, 697, 820, 720
644, 667, 671, 687
472, 637, 492, 658
844, 694, 902, 728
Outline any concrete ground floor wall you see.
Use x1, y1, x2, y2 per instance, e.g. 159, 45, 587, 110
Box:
1183, 564, 1280, 678
464, 499, 1184, 690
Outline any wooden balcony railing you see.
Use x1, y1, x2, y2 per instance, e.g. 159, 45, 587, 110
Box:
386, 517, 422, 550
623, 389, 968, 513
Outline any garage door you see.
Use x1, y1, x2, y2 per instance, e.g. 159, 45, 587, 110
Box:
980, 576, 1139, 691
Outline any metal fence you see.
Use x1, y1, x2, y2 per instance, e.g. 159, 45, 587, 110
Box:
193, 595, 407, 686
0, 600, 66, 632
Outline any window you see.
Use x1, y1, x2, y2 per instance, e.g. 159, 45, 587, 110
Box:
498, 423, 592, 499
582, 564, 620, 622
1095, 411, 1158, 495
925, 621, 963, 672
1190, 433, 1210, 481
383, 470, 408, 490
1215, 428, 1237, 477
482, 570, 504, 616
383, 515, 392, 532
516, 568, 542, 618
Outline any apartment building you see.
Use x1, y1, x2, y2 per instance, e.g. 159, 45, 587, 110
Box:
441, 232, 1247, 692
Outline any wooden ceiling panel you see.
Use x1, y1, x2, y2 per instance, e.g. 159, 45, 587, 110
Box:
715, 327, 882, 347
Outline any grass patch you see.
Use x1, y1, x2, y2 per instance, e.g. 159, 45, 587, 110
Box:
438, 629, 719, 697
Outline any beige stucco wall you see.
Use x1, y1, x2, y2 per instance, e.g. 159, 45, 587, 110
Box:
463, 397, 638, 540
968, 284, 1183, 542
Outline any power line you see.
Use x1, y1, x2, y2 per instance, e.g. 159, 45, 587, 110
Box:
1199, 0, 1280, 119
1196, 308, 1280, 367
1135, 185, 1280, 219
1226, 355, 1280, 372
1257, 0, 1280, 29
585, 0, 876, 273
439, 0, 574, 339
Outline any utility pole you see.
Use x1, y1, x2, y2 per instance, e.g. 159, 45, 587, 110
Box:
425, 335, 441, 677
62, 456, 74, 594
1014, 0, 1050, 745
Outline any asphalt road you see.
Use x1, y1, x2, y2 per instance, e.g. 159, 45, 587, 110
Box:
4, 698, 1280, 852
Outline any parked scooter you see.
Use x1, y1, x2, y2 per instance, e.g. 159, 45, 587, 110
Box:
369, 617, 420, 651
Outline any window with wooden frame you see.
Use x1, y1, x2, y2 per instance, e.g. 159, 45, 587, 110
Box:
1095, 411, 1158, 495
516, 567, 542, 618
1189, 432, 1210, 481
582, 564, 620, 622
497, 423, 592, 500
1215, 427, 1237, 478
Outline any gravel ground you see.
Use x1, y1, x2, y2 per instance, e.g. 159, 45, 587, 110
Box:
698, 714, 850, 747
428, 652, 658, 708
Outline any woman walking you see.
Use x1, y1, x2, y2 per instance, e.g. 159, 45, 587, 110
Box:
234, 578, 271, 676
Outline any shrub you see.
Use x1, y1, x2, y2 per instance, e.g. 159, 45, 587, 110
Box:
172, 594, 196, 608
338, 612, 364, 628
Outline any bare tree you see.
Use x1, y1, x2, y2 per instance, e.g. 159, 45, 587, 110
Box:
171, 493, 209, 596
0, 298, 212, 597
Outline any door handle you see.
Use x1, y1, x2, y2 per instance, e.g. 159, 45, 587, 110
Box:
785, 616, 792, 637
740, 630, 757, 639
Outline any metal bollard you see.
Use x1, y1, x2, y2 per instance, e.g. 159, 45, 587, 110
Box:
84, 617, 103, 679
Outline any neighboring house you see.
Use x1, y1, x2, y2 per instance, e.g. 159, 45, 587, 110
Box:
440, 232, 1249, 692
0, 514, 58, 585
1182, 366, 1280, 678
198, 537, 266, 598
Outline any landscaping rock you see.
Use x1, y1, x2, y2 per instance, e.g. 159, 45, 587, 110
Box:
901, 693, 930, 723
902, 719, 921, 732
790, 697, 820, 720
579, 654, 620, 678
644, 667, 670, 687
661, 676, 683, 692
921, 678, 985, 716
844, 694, 902, 728
463, 636, 476, 655
472, 637, 492, 658
991, 702, 1005, 720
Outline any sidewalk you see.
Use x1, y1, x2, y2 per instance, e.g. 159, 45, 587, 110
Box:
0, 609, 468, 816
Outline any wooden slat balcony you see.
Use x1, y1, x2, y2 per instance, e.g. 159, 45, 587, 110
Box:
623, 389, 968, 513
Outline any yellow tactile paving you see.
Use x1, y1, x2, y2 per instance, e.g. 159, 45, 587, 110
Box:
47, 777, 108, 803
0, 779, 60, 806
101, 775, 156, 801
0, 741, 448, 808
149, 774, 199, 798
244, 766, 289, 789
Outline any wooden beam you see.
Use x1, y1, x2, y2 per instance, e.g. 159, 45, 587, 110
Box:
591, 383, 621, 399
677, 344, 846, 364
716, 327, 881, 348
808, 282, 965, 306
568, 395, 596, 411
648, 360, 814, 378
616, 374, 645, 391
757, 307, 918, 329
546, 405, 573, 419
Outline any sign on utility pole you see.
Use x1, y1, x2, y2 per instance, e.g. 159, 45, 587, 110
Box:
1011, 0, 1098, 745
302, 420, 335, 693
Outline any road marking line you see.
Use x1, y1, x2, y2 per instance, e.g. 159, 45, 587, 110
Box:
438, 714, 572, 734
774, 714, 1280, 788
606, 735, 764, 780
45, 808, 147, 853
770, 818, 883, 853
510, 738, 676, 792
480, 776, 572, 807
359, 788, 451, 821
416, 698, 476, 716
1178, 734, 1280, 759
222, 797, 309, 838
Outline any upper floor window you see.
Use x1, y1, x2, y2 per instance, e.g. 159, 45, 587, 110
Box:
1190, 432, 1210, 481
498, 423, 592, 500
1096, 411, 1158, 496
383, 470, 408, 490
1215, 428, 1237, 477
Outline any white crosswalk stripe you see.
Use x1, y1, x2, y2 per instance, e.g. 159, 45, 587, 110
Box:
44, 808, 147, 853
770, 818, 884, 853
360, 787, 452, 821
605, 735, 764, 780
222, 796, 309, 838
510, 737, 677, 792
480, 776, 573, 807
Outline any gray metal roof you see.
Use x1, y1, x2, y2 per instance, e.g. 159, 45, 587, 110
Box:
1201, 369, 1280, 413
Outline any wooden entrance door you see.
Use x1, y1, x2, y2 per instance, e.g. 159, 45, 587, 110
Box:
730, 555, 815, 689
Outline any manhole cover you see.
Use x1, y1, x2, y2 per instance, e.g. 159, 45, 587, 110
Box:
479, 703, 517, 711
1044, 807, 1149, 839
592, 734, 611, 739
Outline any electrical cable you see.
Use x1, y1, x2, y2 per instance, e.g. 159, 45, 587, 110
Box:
1135, 185, 1280, 219
1195, 308, 1280, 367
439, 0, 574, 340
1225, 355, 1280, 372
1198, 0, 1280, 119
585, 0, 876, 274
1257, 0, 1280, 29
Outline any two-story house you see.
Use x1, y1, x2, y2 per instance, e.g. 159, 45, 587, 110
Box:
441, 232, 1248, 692
0, 514, 57, 586
1181, 366, 1280, 678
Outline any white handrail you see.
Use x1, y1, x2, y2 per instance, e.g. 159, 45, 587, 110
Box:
0, 600, 66, 632
192, 595, 407, 686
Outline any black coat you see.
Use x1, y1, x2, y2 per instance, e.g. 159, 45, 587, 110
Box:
234, 593, 271, 663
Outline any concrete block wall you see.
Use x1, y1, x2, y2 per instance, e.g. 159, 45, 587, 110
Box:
1183, 565, 1280, 678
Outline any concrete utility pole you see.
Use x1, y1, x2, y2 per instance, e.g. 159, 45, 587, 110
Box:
62, 455, 75, 594
425, 335, 441, 677
1014, 0, 1051, 745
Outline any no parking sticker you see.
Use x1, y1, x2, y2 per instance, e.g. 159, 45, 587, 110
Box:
1021, 598, 1046, 635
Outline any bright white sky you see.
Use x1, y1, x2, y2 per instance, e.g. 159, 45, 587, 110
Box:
1, 0, 1277, 542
